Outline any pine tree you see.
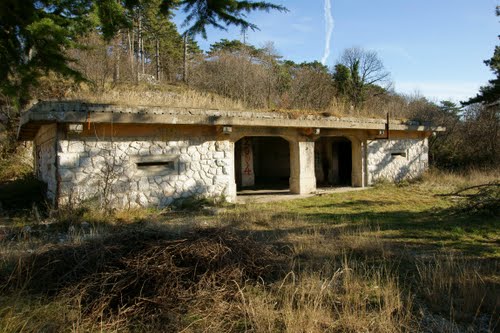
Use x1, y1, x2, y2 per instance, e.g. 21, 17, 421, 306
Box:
332, 64, 350, 98
463, 6, 500, 105
0, 0, 286, 106
0, 0, 93, 106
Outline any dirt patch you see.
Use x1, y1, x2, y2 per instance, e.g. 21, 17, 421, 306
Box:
236, 187, 368, 204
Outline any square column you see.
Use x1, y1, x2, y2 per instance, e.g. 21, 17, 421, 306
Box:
240, 137, 255, 187
362, 139, 368, 187
350, 137, 365, 187
290, 140, 316, 194
225, 140, 237, 202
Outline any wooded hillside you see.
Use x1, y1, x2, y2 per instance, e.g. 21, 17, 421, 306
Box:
0, 0, 499, 173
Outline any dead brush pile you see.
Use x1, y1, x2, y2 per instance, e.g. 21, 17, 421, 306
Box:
438, 181, 500, 216
5, 226, 288, 331
452, 182, 500, 216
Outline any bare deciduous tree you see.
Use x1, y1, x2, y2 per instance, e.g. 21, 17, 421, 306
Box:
338, 47, 391, 107
340, 47, 390, 86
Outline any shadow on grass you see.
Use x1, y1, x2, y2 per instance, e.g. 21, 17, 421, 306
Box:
231, 193, 498, 257
2, 224, 291, 295
0, 224, 292, 330
295, 203, 499, 256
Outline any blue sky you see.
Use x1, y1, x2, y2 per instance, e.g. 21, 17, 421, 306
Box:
174, 0, 499, 103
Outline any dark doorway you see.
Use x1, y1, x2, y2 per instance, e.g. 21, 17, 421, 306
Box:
235, 137, 290, 191
315, 137, 352, 186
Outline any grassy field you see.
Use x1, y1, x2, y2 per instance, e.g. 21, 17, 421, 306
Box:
0, 170, 498, 332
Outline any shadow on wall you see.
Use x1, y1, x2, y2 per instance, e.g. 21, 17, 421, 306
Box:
59, 138, 232, 209
369, 140, 426, 183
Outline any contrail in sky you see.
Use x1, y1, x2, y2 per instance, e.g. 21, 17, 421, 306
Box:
321, 0, 334, 65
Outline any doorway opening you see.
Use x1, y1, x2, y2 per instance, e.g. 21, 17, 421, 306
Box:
235, 137, 290, 193
315, 137, 352, 186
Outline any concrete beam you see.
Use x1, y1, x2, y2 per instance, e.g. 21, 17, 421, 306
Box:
18, 101, 446, 141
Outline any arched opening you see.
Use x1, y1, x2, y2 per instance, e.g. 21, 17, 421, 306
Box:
315, 137, 352, 186
234, 136, 290, 192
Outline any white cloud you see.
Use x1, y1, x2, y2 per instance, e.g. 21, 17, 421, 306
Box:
321, 0, 334, 65
395, 81, 483, 103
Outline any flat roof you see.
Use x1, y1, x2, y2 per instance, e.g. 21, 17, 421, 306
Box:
18, 101, 445, 140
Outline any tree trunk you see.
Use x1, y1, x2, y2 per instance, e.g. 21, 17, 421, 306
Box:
156, 38, 160, 81
140, 17, 145, 76
137, 15, 142, 82
141, 36, 145, 75
128, 29, 134, 80
183, 34, 188, 83
113, 36, 120, 84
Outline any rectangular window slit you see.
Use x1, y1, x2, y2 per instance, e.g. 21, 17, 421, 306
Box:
136, 161, 174, 168
391, 152, 407, 158
132, 154, 178, 175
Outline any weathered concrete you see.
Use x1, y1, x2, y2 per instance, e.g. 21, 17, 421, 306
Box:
240, 137, 255, 187
290, 140, 317, 194
350, 137, 364, 187
18, 101, 445, 141
33, 124, 57, 201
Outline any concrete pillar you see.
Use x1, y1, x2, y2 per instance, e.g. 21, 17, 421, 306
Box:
362, 139, 368, 187
240, 137, 255, 187
314, 140, 324, 183
226, 141, 237, 202
290, 140, 316, 194
350, 137, 364, 187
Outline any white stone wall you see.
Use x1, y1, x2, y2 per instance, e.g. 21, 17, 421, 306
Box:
367, 138, 428, 184
57, 138, 235, 208
34, 125, 57, 201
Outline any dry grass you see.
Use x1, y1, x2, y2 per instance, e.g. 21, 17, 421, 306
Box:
0, 171, 498, 332
54, 82, 418, 120
0, 145, 33, 182
1, 226, 286, 332
416, 255, 499, 323
242, 259, 414, 333
421, 168, 500, 192
65, 83, 246, 110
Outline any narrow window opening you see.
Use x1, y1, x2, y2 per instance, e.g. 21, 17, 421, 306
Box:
132, 154, 178, 176
136, 161, 174, 168
391, 151, 407, 158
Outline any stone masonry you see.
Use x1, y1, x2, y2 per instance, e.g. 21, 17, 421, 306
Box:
57, 138, 235, 208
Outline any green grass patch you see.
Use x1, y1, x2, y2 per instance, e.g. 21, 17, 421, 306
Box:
232, 183, 499, 257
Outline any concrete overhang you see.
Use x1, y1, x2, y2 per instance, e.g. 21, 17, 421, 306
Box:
18, 101, 446, 141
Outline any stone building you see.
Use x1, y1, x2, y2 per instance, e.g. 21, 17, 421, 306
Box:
18, 101, 444, 208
